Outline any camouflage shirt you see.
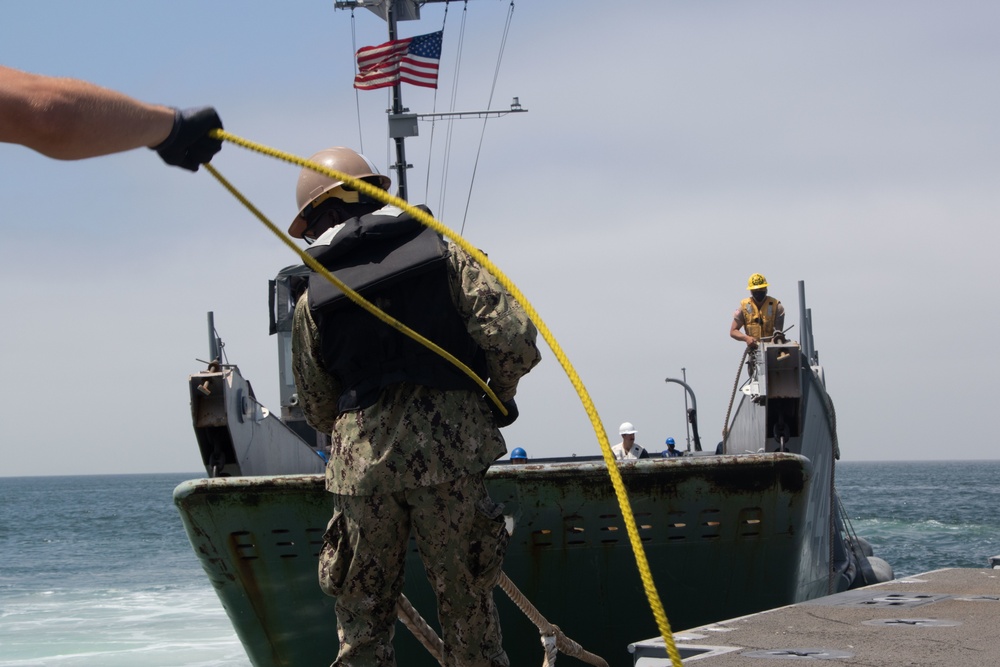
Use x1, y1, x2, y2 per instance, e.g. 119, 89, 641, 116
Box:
292, 240, 541, 496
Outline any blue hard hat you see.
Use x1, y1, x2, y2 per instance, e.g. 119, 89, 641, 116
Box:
665, 437, 675, 446
511, 447, 527, 460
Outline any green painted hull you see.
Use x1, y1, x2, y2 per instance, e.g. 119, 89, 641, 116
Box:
175, 453, 816, 667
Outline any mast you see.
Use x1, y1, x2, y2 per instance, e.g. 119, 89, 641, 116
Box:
385, 1, 411, 200
335, 0, 526, 205
334, 0, 439, 200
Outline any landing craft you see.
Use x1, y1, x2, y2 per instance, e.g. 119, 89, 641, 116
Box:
174, 2, 892, 665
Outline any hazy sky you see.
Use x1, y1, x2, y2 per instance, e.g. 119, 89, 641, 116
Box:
2, 1, 997, 477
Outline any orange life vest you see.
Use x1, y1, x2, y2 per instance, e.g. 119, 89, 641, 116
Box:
740, 296, 780, 340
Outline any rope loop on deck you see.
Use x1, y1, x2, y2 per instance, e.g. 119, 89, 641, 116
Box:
498, 572, 609, 667
395, 574, 609, 667
542, 634, 558, 667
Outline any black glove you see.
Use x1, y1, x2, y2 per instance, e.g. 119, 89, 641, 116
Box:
153, 107, 223, 172
489, 396, 519, 428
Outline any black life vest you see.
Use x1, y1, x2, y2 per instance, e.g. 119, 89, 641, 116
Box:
306, 206, 488, 413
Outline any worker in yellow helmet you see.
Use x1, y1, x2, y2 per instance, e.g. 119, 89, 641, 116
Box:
730, 273, 785, 347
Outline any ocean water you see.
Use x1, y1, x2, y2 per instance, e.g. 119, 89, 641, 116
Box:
1, 462, 998, 665
0, 474, 249, 667
835, 460, 1000, 577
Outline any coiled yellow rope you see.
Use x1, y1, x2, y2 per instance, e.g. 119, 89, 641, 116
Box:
203, 129, 683, 667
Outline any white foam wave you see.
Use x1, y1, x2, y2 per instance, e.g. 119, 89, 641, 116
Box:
0, 585, 249, 667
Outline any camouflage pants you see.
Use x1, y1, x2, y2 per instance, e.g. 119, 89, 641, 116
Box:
319, 472, 510, 667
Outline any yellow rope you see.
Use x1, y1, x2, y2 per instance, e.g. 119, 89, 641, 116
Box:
204, 129, 683, 667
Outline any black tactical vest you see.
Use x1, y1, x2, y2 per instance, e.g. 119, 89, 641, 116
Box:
306, 206, 488, 413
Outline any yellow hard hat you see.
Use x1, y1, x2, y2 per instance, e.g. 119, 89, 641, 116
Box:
746, 273, 769, 290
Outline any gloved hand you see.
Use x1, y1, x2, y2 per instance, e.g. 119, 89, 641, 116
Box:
153, 107, 223, 171
489, 396, 519, 428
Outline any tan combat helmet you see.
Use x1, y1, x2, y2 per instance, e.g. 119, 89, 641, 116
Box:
288, 147, 391, 239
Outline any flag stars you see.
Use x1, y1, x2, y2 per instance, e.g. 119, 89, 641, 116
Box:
354, 31, 442, 90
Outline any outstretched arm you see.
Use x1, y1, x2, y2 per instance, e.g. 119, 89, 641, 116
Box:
0, 65, 221, 170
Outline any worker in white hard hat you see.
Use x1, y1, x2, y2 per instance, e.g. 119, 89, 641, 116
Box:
612, 422, 648, 460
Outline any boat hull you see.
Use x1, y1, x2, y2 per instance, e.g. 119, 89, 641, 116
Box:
175, 453, 814, 667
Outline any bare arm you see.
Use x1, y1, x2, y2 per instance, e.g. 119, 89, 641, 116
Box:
0, 65, 175, 159
730, 311, 755, 346
0, 65, 222, 170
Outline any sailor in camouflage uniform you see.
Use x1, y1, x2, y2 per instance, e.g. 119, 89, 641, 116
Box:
289, 147, 541, 667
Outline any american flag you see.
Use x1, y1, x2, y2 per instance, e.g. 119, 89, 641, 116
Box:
354, 31, 443, 91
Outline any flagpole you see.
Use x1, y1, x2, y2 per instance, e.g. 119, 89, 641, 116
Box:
339, 0, 525, 208
386, 1, 410, 201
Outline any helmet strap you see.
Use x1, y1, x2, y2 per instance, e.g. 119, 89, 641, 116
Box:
302, 200, 348, 243
302, 198, 382, 243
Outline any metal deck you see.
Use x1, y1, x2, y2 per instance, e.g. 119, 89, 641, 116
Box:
630, 567, 1000, 666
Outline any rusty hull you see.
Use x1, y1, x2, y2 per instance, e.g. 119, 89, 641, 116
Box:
174, 453, 812, 667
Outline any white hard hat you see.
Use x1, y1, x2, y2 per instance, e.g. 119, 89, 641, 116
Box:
619, 422, 637, 435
